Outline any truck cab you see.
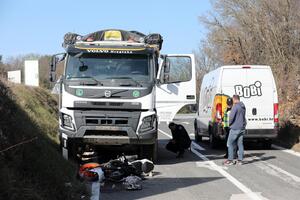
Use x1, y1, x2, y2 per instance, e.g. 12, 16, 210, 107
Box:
50, 29, 196, 161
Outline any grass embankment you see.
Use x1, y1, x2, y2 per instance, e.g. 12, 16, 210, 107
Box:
0, 80, 87, 200
278, 96, 300, 152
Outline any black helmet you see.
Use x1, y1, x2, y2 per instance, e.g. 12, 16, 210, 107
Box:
227, 97, 233, 106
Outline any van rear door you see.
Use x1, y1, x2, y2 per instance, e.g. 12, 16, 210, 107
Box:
243, 67, 275, 129
221, 66, 275, 130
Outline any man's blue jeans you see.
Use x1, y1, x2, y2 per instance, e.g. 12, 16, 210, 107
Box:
227, 129, 245, 161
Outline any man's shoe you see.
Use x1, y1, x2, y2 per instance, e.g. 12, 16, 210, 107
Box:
236, 160, 244, 165
223, 160, 235, 165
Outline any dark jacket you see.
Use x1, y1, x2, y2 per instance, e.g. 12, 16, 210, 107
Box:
171, 125, 191, 148
229, 102, 246, 130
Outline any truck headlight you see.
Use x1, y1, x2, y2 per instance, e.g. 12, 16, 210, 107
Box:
61, 113, 74, 130
139, 115, 156, 132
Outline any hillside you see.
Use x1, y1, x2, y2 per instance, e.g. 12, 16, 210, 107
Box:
0, 80, 87, 200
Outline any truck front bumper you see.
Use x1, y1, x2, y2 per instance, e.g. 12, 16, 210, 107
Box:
59, 125, 157, 145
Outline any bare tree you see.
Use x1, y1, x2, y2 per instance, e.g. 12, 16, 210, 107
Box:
197, 0, 300, 99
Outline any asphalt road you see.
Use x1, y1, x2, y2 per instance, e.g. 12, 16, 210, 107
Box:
101, 115, 300, 200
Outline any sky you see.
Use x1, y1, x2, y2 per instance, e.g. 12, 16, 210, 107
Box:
0, 0, 211, 61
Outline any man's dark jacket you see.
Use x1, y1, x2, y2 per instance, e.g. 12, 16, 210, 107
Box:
171, 124, 191, 148
229, 102, 246, 130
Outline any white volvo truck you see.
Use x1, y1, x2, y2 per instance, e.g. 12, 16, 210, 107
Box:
50, 29, 196, 161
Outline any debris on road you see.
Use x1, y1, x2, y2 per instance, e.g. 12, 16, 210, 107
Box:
123, 175, 142, 190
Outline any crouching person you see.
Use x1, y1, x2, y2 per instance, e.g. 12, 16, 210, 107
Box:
166, 122, 191, 158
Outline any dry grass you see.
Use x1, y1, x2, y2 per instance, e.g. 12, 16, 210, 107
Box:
0, 80, 88, 200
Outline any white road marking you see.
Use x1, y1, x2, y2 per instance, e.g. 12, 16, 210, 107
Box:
158, 129, 205, 150
253, 156, 300, 187
182, 121, 190, 125
191, 148, 266, 200
196, 161, 228, 170
159, 129, 266, 200
230, 193, 268, 200
272, 144, 300, 158
158, 129, 172, 139
191, 140, 206, 151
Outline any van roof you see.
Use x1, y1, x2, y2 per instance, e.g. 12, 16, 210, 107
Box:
220, 65, 271, 69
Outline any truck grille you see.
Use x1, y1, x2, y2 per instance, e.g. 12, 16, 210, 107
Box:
85, 118, 129, 125
85, 130, 127, 136
74, 110, 140, 131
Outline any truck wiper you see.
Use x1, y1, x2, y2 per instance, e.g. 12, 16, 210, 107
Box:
68, 76, 103, 86
108, 77, 143, 87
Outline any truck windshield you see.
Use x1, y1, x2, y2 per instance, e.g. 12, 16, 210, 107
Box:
65, 53, 151, 85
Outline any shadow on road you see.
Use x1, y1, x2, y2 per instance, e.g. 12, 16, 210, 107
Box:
193, 139, 277, 164
156, 139, 200, 165
101, 176, 224, 199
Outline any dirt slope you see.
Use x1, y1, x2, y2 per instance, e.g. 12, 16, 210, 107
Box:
0, 80, 87, 200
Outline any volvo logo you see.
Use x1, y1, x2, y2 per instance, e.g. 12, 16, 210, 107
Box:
104, 90, 112, 98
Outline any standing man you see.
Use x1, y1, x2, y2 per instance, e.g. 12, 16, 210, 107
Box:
224, 95, 246, 165
166, 122, 191, 158
223, 97, 233, 158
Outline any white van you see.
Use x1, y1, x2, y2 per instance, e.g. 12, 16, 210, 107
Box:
194, 65, 279, 148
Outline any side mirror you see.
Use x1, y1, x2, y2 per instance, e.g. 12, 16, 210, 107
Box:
49, 71, 56, 82
163, 74, 169, 83
50, 53, 66, 72
49, 53, 65, 82
155, 79, 161, 85
164, 59, 170, 73
50, 56, 57, 72
162, 58, 170, 83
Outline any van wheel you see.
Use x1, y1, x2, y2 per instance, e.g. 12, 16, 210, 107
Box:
209, 133, 218, 149
263, 140, 272, 149
140, 141, 158, 163
195, 134, 202, 143
194, 120, 202, 142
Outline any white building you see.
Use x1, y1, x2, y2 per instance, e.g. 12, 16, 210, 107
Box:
24, 60, 39, 87
7, 70, 21, 84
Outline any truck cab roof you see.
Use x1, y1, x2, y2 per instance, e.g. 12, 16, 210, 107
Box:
63, 29, 163, 55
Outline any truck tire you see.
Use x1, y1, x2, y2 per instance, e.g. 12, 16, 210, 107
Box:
59, 136, 77, 161
140, 141, 158, 163
194, 120, 202, 142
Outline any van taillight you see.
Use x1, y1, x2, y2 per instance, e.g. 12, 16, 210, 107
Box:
216, 103, 222, 122
274, 103, 279, 123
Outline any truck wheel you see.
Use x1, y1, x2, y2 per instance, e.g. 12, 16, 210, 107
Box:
140, 141, 158, 163
60, 137, 77, 161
